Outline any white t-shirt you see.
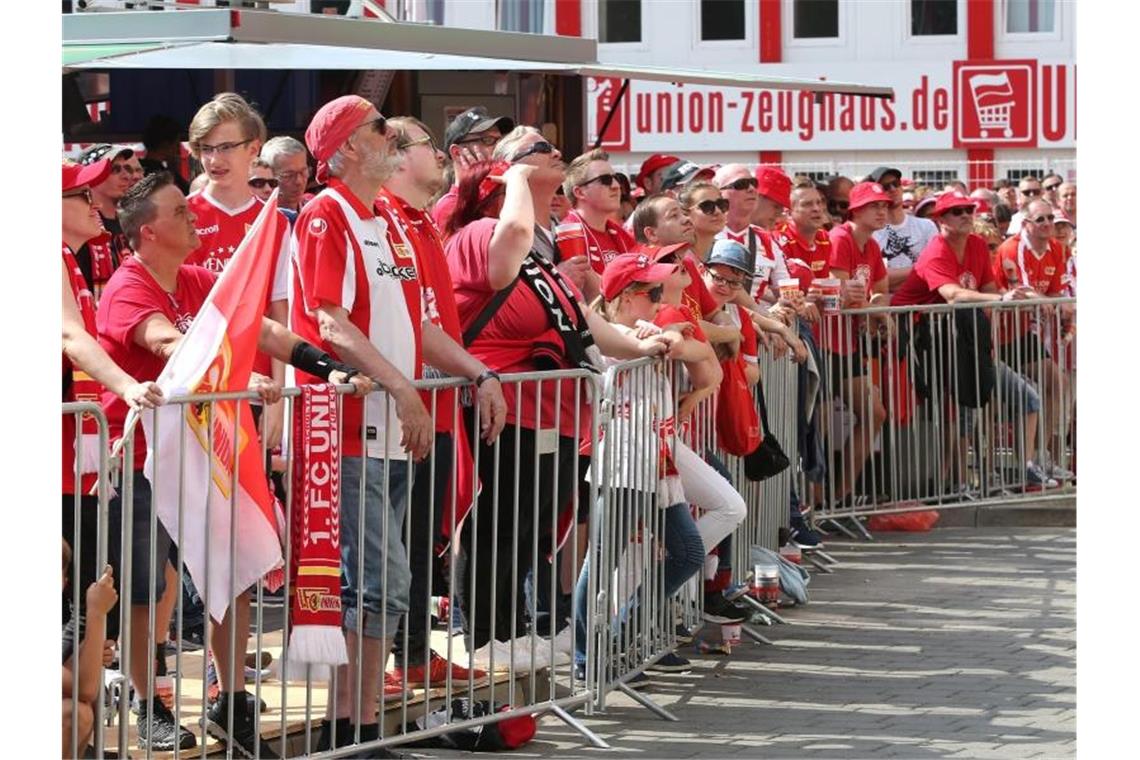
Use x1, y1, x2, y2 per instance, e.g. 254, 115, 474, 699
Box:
873, 214, 938, 268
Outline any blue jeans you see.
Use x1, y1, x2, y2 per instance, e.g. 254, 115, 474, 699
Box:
573, 500, 704, 664
340, 456, 412, 640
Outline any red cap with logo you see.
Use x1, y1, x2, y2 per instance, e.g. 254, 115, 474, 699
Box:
755, 166, 792, 209
932, 191, 976, 217
63, 158, 111, 193
477, 161, 511, 204
635, 241, 691, 263
602, 252, 678, 300
847, 181, 893, 213
305, 95, 377, 183
636, 154, 680, 190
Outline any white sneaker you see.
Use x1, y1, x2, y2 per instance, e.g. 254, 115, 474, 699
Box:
472, 639, 552, 672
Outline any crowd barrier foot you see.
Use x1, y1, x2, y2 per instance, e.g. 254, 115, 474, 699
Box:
820, 518, 859, 540
848, 517, 874, 541
804, 551, 834, 574
616, 681, 679, 722
810, 547, 840, 566
547, 703, 612, 749
742, 623, 775, 646
738, 595, 788, 625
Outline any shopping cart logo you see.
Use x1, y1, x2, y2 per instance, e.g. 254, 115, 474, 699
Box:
954, 61, 1037, 148
588, 76, 630, 152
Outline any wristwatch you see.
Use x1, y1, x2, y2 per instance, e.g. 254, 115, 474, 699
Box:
475, 369, 500, 388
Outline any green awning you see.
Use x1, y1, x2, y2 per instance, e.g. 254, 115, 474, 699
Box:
63, 42, 175, 67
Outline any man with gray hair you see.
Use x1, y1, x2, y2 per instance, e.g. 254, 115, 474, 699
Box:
260, 135, 311, 219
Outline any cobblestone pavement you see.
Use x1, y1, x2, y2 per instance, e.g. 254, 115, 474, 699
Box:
425, 528, 1075, 759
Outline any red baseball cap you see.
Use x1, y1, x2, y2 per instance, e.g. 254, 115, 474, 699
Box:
636, 154, 680, 190
636, 241, 691, 263
1054, 209, 1075, 228
305, 95, 377, 183
755, 166, 792, 209
477, 161, 511, 204
601, 252, 678, 300
63, 158, 111, 193
847, 181, 893, 213
932, 191, 976, 217
973, 198, 992, 215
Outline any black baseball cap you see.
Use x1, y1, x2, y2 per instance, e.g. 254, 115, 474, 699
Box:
78, 143, 134, 166
443, 107, 515, 151
868, 166, 902, 184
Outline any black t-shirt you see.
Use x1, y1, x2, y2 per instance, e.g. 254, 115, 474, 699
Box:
74, 212, 129, 292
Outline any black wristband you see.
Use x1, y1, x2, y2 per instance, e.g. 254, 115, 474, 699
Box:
289, 341, 355, 382
475, 369, 500, 388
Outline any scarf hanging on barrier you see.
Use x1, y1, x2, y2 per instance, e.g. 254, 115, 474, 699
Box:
282, 383, 347, 677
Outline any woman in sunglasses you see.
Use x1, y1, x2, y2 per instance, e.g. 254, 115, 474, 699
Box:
678, 182, 727, 262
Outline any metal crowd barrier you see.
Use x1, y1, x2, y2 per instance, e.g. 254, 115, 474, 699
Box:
63, 369, 606, 759
808, 297, 1076, 523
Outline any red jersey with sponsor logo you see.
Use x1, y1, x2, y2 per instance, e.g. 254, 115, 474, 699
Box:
771, 219, 831, 293
97, 257, 217, 471
826, 223, 888, 355
291, 180, 424, 460
562, 209, 637, 275
992, 236, 1065, 296
376, 188, 462, 434
893, 234, 995, 307
681, 253, 718, 320
445, 217, 588, 439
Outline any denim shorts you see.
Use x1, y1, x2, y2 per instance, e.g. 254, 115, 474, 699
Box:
340, 456, 413, 640
109, 470, 173, 606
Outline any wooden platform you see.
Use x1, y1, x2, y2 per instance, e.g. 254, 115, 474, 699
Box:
101, 629, 571, 758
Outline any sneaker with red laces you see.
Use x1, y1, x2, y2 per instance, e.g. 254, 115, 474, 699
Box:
393, 651, 487, 687
382, 670, 414, 701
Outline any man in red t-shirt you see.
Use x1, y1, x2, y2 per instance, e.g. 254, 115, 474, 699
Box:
561, 148, 636, 279
98, 172, 368, 755
823, 181, 893, 505
772, 180, 831, 322
378, 116, 507, 689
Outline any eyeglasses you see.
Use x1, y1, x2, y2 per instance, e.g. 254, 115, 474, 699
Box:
1028, 214, 1055, 224
249, 177, 280, 190
1043, 182, 1062, 191
578, 173, 617, 189
63, 188, 94, 205
719, 177, 758, 192
197, 139, 253, 158
694, 198, 730, 215
944, 206, 975, 217
365, 116, 389, 136
456, 134, 499, 148
399, 135, 436, 152
511, 140, 555, 163
630, 285, 665, 303
111, 163, 143, 176
707, 272, 745, 290
1019, 187, 1041, 197
276, 168, 310, 183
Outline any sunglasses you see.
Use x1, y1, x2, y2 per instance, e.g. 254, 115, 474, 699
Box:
880, 181, 900, 191
197, 139, 253, 157
456, 134, 499, 148
694, 198, 730, 215
1019, 187, 1041, 197
719, 177, 758, 192
249, 177, 280, 190
364, 115, 389, 136
511, 140, 555, 163
110, 163, 143, 176
1028, 214, 1055, 224
630, 285, 665, 303
1043, 182, 1062, 191
63, 188, 94, 205
707, 271, 745, 290
578, 173, 617, 189
944, 206, 974, 217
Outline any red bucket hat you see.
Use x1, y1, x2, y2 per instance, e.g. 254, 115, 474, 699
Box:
305, 95, 377, 183
63, 158, 111, 193
847, 181, 893, 213
755, 166, 791, 209
932, 191, 976, 217
601, 252, 678, 300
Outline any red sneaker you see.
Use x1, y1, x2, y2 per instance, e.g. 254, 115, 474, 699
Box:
394, 651, 487, 687
382, 670, 413, 701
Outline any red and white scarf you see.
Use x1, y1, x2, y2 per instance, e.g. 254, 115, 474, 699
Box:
283, 384, 347, 674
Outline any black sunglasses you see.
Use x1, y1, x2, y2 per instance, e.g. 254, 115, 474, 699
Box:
631, 285, 665, 303
944, 206, 974, 217
365, 115, 389, 136
720, 177, 758, 192
578, 173, 617, 189
1043, 182, 1062, 191
695, 198, 730, 215
511, 141, 555, 163
1019, 187, 1041, 197
1028, 214, 1055, 224
248, 177, 280, 190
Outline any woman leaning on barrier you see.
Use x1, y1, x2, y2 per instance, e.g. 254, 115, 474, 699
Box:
443, 128, 675, 669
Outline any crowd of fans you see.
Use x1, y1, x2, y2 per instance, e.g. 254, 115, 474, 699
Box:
61, 94, 1076, 759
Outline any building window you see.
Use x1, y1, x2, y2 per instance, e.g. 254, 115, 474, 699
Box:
499, 0, 543, 33
1005, 0, 1055, 33
701, 0, 746, 41
599, 0, 641, 43
913, 169, 960, 186
793, 0, 838, 39
911, 0, 957, 36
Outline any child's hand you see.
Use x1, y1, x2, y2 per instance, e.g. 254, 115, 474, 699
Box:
85, 565, 118, 617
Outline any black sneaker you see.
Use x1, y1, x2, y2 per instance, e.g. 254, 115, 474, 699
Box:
201, 691, 279, 759
703, 594, 748, 624
136, 697, 196, 752
179, 624, 206, 652
674, 623, 694, 645
621, 671, 651, 690
347, 723, 408, 759
790, 527, 823, 549
648, 651, 692, 674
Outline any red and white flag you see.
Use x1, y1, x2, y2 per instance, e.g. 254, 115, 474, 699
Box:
141, 193, 284, 623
